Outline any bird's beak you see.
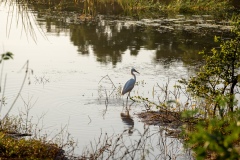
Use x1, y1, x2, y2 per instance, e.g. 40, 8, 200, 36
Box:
135, 70, 140, 74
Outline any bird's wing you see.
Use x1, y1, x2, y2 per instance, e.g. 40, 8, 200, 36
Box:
122, 78, 135, 95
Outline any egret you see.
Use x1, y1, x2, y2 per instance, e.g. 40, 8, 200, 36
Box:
122, 68, 140, 106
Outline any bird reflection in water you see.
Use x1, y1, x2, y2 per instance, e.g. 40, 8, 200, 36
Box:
120, 110, 134, 135
120, 68, 139, 135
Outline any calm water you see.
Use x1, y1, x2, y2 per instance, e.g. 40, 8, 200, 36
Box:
0, 2, 232, 158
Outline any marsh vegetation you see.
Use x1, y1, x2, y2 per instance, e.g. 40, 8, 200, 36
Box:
0, 0, 240, 159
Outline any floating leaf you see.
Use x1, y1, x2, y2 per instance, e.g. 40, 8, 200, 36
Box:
3, 57, 9, 60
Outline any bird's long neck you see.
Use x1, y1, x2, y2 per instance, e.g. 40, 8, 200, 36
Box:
131, 72, 136, 81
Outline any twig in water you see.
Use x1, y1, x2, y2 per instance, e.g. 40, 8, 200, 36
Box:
0, 74, 7, 113
98, 74, 116, 97
2, 60, 30, 121
88, 115, 92, 125
98, 74, 116, 88
105, 89, 108, 105
19, 94, 38, 133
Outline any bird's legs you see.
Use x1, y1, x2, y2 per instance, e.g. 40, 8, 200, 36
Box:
125, 92, 130, 110
126, 92, 136, 111
129, 100, 135, 108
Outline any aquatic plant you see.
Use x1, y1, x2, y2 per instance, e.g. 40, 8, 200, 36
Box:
80, 126, 190, 159
0, 52, 14, 117
0, 56, 31, 122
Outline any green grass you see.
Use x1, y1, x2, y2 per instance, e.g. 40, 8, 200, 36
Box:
23, 0, 236, 18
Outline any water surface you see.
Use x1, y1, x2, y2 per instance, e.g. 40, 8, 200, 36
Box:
0, 2, 232, 158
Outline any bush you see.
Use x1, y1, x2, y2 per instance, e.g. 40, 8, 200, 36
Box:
0, 132, 64, 159
183, 110, 240, 160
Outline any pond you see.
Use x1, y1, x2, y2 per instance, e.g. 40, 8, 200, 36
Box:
0, 2, 233, 159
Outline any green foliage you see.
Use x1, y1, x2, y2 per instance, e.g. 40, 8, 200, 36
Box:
180, 19, 240, 159
163, 0, 232, 15
0, 113, 74, 159
181, 109, 199, 119
180, 18, 240, 115
0, 52, 13, 63
0, 132, 62, 159
183, 110, 240, 160
23, 0, 235, 17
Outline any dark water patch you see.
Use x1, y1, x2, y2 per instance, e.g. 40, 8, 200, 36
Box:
33, 11, 234, 68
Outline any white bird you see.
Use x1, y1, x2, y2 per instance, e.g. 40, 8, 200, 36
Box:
122, 68, 140, 102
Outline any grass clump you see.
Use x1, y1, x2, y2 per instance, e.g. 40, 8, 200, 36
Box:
0, 113, 75, 160
164, 0, 233, 14
0, 131, 64, 159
